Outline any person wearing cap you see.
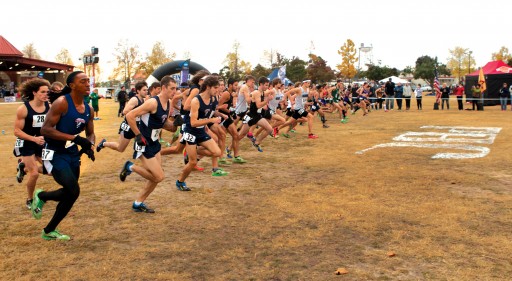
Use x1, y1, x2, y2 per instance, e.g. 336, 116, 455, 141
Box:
31, 71, 96, 240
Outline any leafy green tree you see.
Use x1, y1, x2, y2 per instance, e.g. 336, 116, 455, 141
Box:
361, 65, 399, 81
414, 56, 450, 87
285, 56, 307, 83
251, 64, 271, 80
306, 54, 335, 83
336, 39, 358, 81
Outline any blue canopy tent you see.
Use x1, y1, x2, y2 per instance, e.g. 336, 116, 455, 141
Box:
267, 66, 293, 86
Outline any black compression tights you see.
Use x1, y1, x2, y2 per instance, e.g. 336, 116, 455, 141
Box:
38, 165, 80, 233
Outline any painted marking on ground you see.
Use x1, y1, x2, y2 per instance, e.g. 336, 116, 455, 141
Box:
356, 126, 502, 159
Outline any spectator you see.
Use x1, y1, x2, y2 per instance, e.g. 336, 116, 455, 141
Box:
403, 83, 412, 110
440, 83, 450, 110
385, 78, 395, 110
414, 84, 422, 110
499, 82, 510, 111
394, 82, 403, 110
453, 82, 465, 110
90, 88, 101, 120
471, 84, 481, 110
117, 86, 128, 117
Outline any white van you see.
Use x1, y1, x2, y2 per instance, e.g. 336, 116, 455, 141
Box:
97, 87, 115, 99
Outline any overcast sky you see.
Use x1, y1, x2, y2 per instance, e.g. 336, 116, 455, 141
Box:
2, 0, 509, 81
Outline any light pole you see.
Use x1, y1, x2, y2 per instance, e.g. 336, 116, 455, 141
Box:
468, 50, 472, 74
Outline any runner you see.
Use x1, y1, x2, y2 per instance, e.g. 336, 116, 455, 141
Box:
13, 78, 51, 209
237, 77, 275, 152
96, 81, 148, 153
176, 75, 224, 191
32, 71, 96, 240
279, 80, 318, 139
119, 76, 176, 213
218, 78, 245, 163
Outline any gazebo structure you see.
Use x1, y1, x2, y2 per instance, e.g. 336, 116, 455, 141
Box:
0, 35, 74, 89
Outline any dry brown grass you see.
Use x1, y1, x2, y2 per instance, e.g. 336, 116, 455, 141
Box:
0, 96, 511, 280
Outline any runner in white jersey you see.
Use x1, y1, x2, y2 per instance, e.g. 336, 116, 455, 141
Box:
278, 80, 318, 139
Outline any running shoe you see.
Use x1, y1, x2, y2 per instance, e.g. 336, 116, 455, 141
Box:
176, 180, 191, 191
322, 124, 330, 128
41, 229, 70, 240
26, 199, 33, 210
212, 169, 229, 177
194, 165, 204, 172
31, 189, 45, 220
290, 129, 296, 133
253, 143, 263, 152
132, 202, 155, 213
247, 133, 256, 143
120, 161, 133, 182
16, 159, 26, 183
96, 138, 106, 152
232, 156, 247, 164
281, 133, 291, 138
308, 134, 319, 139
219, 158, 231, 165
226, 147, 233, 159
341, 118, 348, 124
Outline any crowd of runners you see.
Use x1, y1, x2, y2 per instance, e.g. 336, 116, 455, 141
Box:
13, 70, 416, 240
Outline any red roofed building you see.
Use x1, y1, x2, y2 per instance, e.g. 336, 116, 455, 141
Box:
0, 35, 74, 90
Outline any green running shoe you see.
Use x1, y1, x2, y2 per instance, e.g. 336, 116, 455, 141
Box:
232, 156, 247, 164
290, 129, 296, 133
218, 157, 231, 165
41, 229, 70, 241
281, 133, 291, 138
31, 189, 45, 220
212, 169, 229, 176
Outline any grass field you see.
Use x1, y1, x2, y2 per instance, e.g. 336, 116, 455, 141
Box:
0, 96, 511, 280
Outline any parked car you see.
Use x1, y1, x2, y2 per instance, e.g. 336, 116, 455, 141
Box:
97, 87, 115, 99
420, 85, 432, 92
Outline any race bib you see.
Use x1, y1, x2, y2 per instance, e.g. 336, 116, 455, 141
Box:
298, 109, 305, 115
134, 142, 145, 152
302, 97, 308, 103
32, 115, 45, 128
311, 105, 317, 110
15, 138, 24, 148
270, 110, 276, 115
151, 129, 162, 142
42, 149, 55, 161
257, 108, 262, 113
120, 122, 130, 132
243, 114, 252, 124
182, 132, 196, 143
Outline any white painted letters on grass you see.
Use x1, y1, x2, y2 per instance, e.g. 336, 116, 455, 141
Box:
356, 126, 501, 159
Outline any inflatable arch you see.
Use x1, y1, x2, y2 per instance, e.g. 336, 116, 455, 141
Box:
146, 60, 209, 85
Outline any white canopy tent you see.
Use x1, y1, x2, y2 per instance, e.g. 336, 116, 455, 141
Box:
379, 76, 410, 84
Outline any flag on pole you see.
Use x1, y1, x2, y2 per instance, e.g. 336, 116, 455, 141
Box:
277, 65, 286, 83
478, 68, 487, 93
433, 68, 441, 104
